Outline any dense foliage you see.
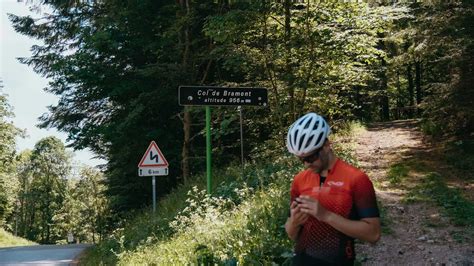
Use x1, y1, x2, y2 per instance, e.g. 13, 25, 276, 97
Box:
25, 137, 71, 243
12, 143, 109, 244
413, 2, 474, 138
4, 0, 472, 255
54, 167, 110, 244
9, 0, 413, 215
0, 92, 109, 244
7, 144, 109, 244
0, 91, 23, 226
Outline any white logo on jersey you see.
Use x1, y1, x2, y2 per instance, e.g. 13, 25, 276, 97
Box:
328, 181, 344, 187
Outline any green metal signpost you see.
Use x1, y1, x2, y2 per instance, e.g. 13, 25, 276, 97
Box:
206, 106, 212, 194
179, 86, 268, 194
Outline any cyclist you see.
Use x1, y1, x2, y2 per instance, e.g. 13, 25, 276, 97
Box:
285, 112, 381, 265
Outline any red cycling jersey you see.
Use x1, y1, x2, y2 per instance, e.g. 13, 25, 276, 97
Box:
290, 159, 379, 265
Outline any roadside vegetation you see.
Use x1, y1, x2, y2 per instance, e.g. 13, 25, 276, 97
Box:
0, 228, 36, 248
81, 125, 360, 265
81, 159, 296, 265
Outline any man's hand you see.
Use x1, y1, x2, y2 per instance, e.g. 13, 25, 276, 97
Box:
289, 201, 309, 226
296, 195, 381, 243
296, 195, 332, 222
285, 201, 309, 241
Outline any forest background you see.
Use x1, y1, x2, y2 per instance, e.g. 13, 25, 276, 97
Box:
0, 0, 472, 264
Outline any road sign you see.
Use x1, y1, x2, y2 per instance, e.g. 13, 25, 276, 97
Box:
178, 86, 268, 106
138, 167, 169, 176
138, 141, 169, 213
138, 141, 169, 168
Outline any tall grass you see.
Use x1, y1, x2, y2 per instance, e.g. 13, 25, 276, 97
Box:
119, 177, 294, 265
0, 228, 37, 248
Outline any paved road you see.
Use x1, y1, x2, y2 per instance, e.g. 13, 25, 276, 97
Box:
0, 244, 92, 265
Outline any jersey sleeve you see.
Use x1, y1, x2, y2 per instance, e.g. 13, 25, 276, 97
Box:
353, 173, 380, 218
288, 174, 301, 217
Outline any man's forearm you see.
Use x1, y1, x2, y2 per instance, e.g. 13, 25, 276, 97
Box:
285, 219, 301, 241
325, 214, 381, 244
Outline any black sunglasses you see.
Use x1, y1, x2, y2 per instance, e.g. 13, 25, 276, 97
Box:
299, 148, 321, 163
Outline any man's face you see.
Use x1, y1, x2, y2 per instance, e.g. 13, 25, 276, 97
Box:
300, 144, 330, 173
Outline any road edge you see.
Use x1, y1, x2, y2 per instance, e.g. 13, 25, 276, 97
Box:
70, 245, 92, 266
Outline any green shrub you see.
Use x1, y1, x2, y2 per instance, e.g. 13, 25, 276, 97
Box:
420, 119, 443, 138
387, 164, 409, 184
444, 140, 474, 175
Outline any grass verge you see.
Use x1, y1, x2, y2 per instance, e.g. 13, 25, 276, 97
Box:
0, 228, 37, 248
385, 138, 474, 241
405, 173, 474, 228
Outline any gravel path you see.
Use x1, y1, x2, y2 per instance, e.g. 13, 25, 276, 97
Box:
353, 120, 474, 265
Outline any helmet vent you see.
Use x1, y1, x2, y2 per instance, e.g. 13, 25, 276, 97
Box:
303, 118, 312, 129
305, 135, 314, 149
316, 132, 324, 147
293, 129, 299, 144
298, 133, 306, 150
313, 121, 320, 130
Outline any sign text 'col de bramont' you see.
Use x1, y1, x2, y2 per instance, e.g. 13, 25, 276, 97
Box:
178, 86, 268, 106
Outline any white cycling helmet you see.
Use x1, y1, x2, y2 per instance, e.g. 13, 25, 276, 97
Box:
286, 113, 331, 156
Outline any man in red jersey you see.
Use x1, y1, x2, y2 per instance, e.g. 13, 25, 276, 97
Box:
285, 113, 381, 265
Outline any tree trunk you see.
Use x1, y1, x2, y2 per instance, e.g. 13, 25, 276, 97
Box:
26, 196, 35, 239
179, 0, 191, 183
262, 0, 282, 128
396, 71, 401, 120
415, 60, 422, 116
284, 0, 295, 121
299, 1, 315, 116
20, 181, 27, 237
407, 63, 415, 118
181, 109, 191, 183
380, 85, 390, 121
378, 36, 389, 121
354, 86, 362, 118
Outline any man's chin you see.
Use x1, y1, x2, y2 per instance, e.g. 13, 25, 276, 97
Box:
310, 167, 322, 173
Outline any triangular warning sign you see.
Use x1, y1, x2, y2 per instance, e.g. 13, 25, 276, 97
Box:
138, 141, 169, 167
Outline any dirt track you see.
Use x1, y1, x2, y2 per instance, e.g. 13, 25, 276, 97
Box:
353, 120, 474, 265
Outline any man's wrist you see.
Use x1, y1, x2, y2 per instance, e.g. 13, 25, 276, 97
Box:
286, 218, 302, 240
322, 211, 336, 224
289, 218, 301, 228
